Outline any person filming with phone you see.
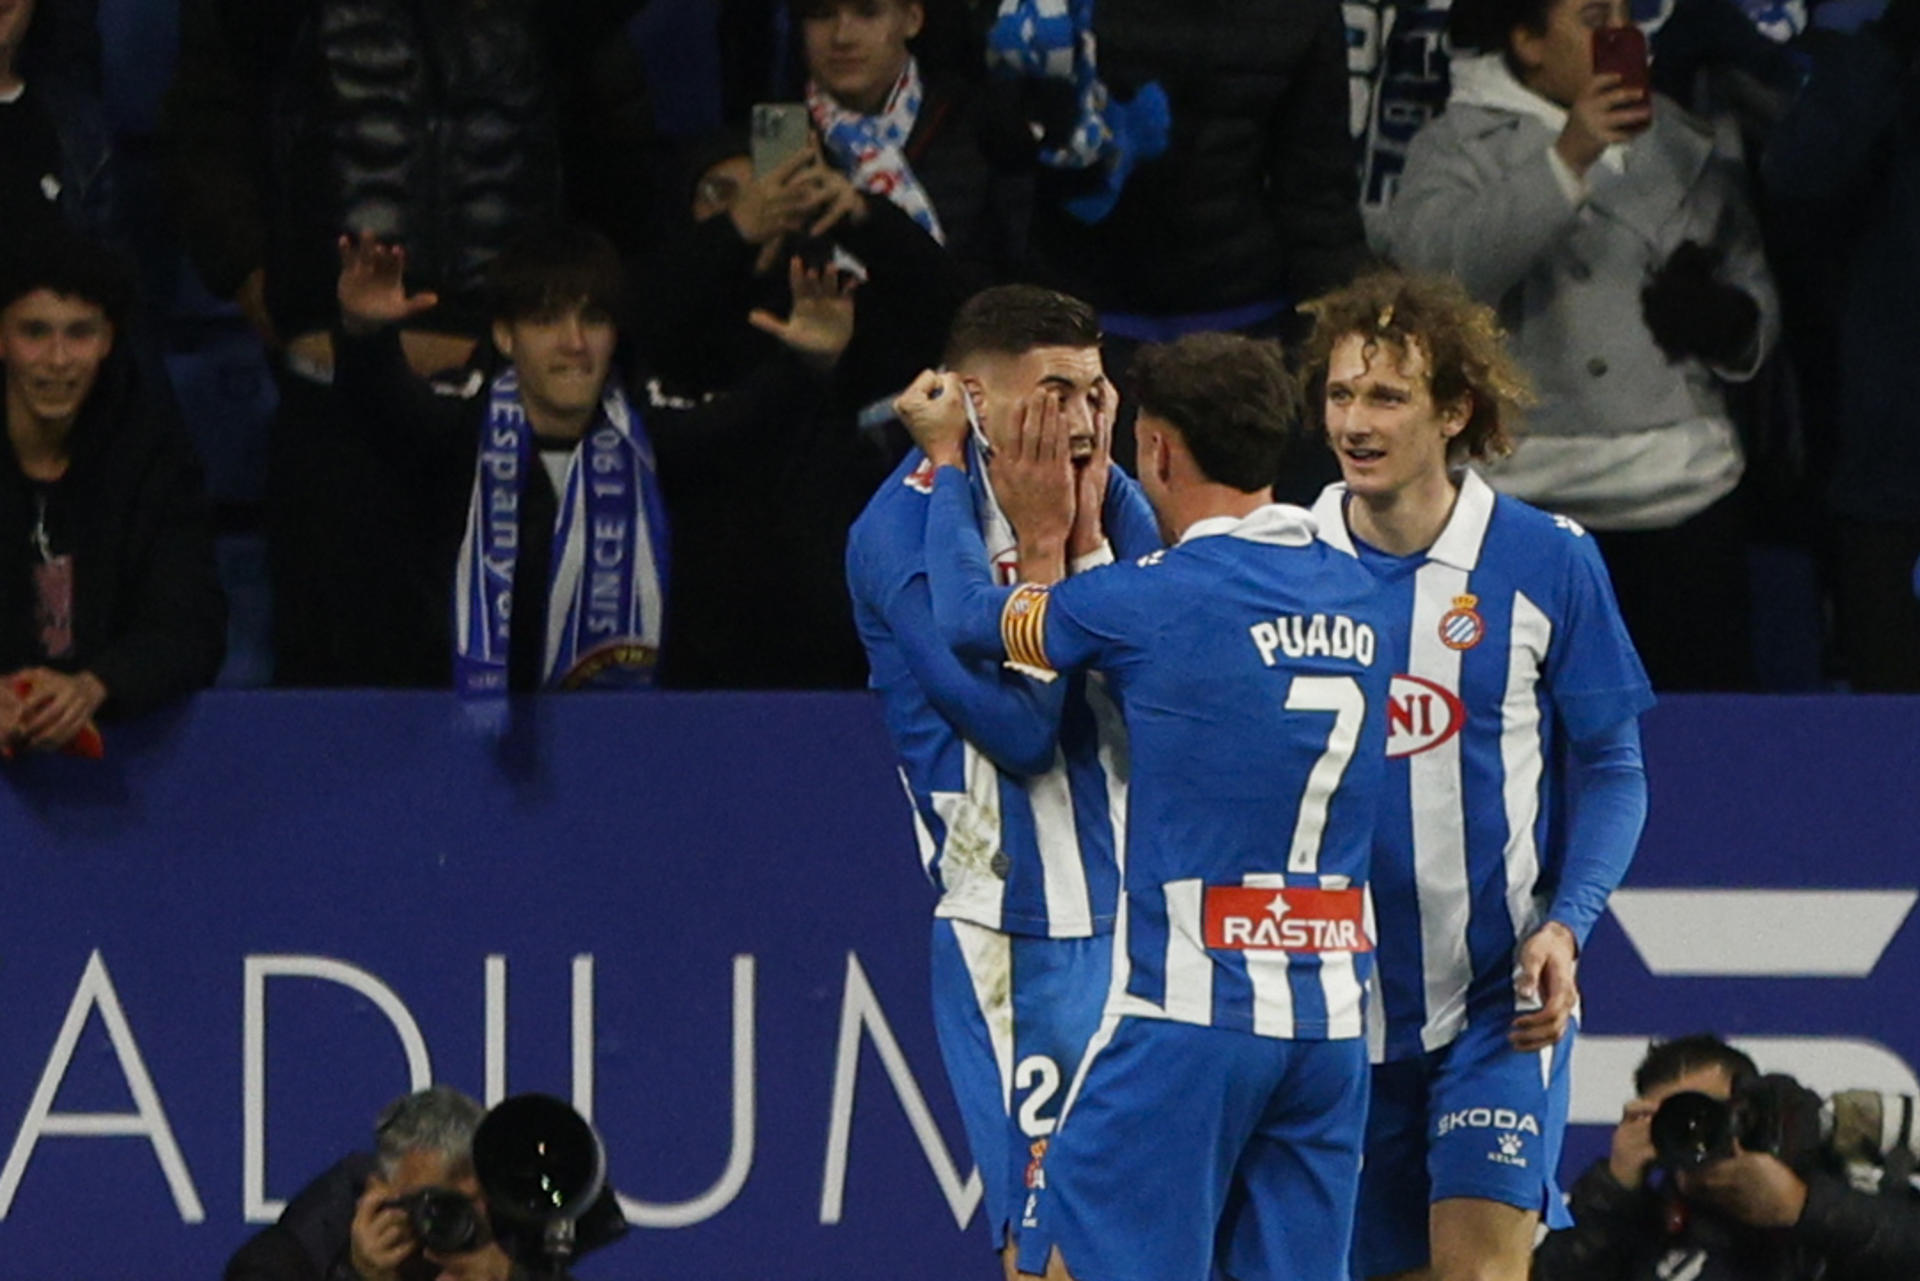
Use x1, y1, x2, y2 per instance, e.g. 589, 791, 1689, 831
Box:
1534, 1034, 1920, 1281
1380, 0, 1778, 694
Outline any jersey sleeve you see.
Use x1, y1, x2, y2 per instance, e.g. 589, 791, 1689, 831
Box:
1545, 716, 1648, 949
847, 486, 1068, 777
1103, 469, 1163, 562
1546, 530, 1657, 744
924, 466, 1141, 678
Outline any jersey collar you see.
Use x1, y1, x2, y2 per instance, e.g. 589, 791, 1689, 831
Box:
1308, 471, 1496, 571
1178, 503, 1318, 547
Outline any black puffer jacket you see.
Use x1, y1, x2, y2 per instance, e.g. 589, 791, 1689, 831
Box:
1030, 0, 1370, 314
165, 0, 567, 338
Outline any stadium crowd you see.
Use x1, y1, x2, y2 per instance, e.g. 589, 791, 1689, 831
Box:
0, 0, 1914, 753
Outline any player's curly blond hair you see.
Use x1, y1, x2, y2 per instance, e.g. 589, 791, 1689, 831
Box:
1298, 270, 1533, 464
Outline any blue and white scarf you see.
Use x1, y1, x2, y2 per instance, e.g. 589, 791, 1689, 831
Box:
808, 57, 947, 244
987, 0, 1171, 223
454, 370, 670, 698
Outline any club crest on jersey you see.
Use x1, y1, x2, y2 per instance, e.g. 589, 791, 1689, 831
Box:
1438, 594, 1485, 651
1386, 674, 1466, 758
1203, 886, 1372, 952
903, 459, 938, 494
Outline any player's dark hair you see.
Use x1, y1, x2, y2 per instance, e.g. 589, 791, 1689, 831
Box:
1634, 1034, 1761, 1096
487, 222, 629, 327
1128, 332, 1300, 493
0, 227, 137, 329
1298, 269, 1531, 466
1448, 0, 1560, 54
943, 284, 1101, 369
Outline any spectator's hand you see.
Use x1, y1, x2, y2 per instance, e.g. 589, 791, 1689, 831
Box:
990, 389, 1077, 582
0, 681, 22, 752
1555, 72, 1653, 175
1641, 241, 1761, 367
235, 267, 281, 350
1679, 1147, 1809, 1227
348, 1179, 413, 1281
10, 668, 106, 753
1608, 1097, 1661, 1190
1510, 919, 1578, 1051
894, 369, 970, 470
1068, 391, 1113, 564
805, 164, 872, 238
729, 147, 825, 251
337, 232, 441, 337
747, 256, 857, 371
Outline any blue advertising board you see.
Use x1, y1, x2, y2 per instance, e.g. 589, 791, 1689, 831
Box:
1, 693, 1916, 1278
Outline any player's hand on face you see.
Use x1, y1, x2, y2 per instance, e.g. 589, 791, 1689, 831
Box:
1509, 920, 1578, 1052
893, 369, 970, 469
1677, 1146, 1808, 1228
349, 1179, 415, 1281
1067, 388, 1113, 563
1556, 72, 1652, 174
747, 256, 857, 370
991, 388, 1077, 555
1608, 1098, 1660, 1189
336, 231, 441, 337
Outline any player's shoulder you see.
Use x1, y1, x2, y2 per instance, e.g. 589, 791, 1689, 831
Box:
851, 453, 938, 544
1482, 488, 1605, 575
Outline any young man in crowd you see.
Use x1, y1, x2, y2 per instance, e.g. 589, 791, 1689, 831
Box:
1300, 270, 1653, 1281
904, 329, 1392, 1281
847, 284, 1157, 1278
332, 223, 853, 696
0, 230, 224, 752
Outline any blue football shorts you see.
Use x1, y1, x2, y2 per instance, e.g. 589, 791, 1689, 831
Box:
1352, 1015, 1576, 1278
928, 917, 1112, 1249
1015, 1014, 1369, 1281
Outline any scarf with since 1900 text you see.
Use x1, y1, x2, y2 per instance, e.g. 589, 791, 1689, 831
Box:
454, 369, 670, 698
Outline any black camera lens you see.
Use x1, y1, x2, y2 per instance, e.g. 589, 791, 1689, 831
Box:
1651, 1090, 1737, 1169
400, 1187, 485, 1255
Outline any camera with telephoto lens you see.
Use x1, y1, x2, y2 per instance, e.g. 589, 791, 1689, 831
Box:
384, 1186, 487, 1255
1650, 1072, 1825, 1171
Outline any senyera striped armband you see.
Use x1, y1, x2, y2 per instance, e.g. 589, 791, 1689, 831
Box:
1000, 583, 1056, 680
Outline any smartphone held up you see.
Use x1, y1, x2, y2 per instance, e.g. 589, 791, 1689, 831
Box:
1591, 24, 1653, 128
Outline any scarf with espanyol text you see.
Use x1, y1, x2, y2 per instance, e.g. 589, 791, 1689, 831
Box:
986, 0, 1170, 223
454, 369, 670, 699
807, 57, 947, 244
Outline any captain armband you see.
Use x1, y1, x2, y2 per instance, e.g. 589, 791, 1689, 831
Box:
1000, 583, 1058, 682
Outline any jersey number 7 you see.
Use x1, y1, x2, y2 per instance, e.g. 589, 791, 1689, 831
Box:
1285, 675, 1365, 875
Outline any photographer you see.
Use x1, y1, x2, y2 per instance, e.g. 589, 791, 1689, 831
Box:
1534, 1035, 1920, 1281
226, 1086, 533, 1281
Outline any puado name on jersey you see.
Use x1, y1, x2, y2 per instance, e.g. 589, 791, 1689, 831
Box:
1248, 613, 1377, 668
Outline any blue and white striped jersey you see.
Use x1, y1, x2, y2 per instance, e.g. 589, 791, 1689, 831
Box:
847, 450, 1159, 939
1311, 473, 1655, 1061
926, 476, 1395, 1041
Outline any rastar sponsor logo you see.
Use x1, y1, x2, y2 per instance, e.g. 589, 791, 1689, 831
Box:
1202, 888, 1372, 952
1386, 674, 1465, 758
1436, 1107, 1541, 1139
